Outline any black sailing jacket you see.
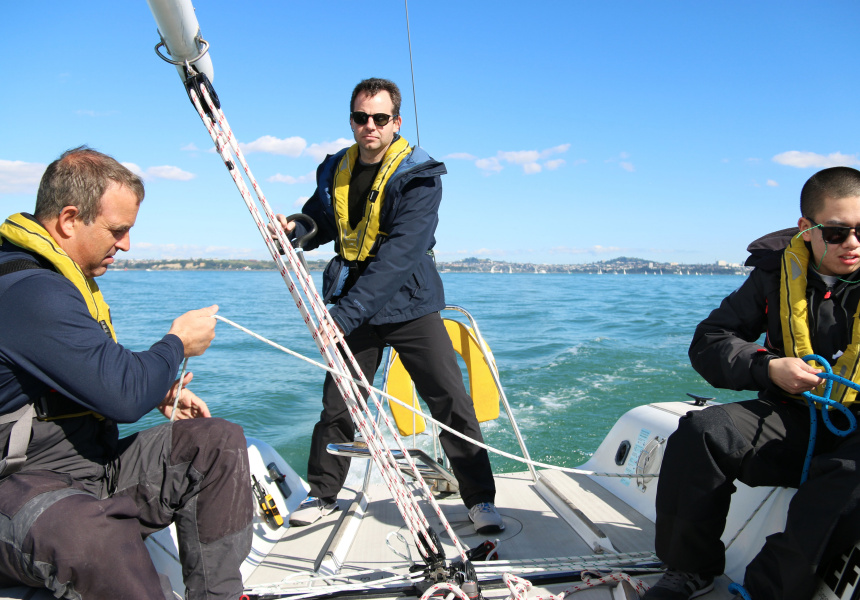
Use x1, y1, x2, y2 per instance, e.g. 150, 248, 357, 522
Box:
689, 228, 860, 402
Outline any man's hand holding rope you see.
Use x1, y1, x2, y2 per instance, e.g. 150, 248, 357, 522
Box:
158, 372, 211, 420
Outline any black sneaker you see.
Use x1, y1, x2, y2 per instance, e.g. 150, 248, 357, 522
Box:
643, 569, 714, 600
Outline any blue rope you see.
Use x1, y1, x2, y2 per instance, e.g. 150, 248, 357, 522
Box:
799, 354, 859, 484
728, 582, 752, 599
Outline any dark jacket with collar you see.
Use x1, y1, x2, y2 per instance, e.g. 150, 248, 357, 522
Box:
293, 138, 448, 335
689, 228, 860, 402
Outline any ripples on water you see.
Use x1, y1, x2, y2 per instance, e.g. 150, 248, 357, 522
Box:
104, 270, 753, 475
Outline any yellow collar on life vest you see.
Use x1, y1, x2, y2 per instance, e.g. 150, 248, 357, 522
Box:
332, 136, 412, 262
0, 213, 116, 341
780, 233, 860, 405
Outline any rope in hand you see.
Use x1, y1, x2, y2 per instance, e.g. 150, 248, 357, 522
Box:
170, 357, 190, 422
799, 354, 858, 483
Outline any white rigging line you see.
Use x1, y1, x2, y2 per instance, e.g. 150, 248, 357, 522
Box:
213, 314, 657, 480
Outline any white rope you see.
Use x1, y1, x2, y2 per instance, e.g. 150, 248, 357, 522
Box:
214, 314, 657, 479
170, 357, 189, 422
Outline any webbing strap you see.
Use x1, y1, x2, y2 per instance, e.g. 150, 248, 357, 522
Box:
0, 404, 34, 477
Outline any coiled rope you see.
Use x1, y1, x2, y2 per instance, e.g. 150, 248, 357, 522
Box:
800, 354, 858, 484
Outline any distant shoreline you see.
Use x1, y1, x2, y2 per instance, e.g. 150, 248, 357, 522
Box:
112, 257, 750, 276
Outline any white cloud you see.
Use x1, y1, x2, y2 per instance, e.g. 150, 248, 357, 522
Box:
181, 143, 200, 152
473, 144, 572, 174
293, 196, 310, 208
606, 152, 635, 172
147, 166, 195, 181
499, 150, 541, 165
444, 152, 478, 160
268, 171, 316, 184
239, 135, 307, 157
766, 179, 779, 187
543, 144, 571, 157
0, 159, 46, 194
121, 162, 145, 178
304, 138, 352, 161
772, 151, 860, 169
121, 162, 194, 181
475, 157, 503, 173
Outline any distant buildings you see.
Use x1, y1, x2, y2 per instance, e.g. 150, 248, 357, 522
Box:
113, 256, 751, 275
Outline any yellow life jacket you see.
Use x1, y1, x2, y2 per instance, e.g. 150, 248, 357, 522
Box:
780, 233, 860, 405
0, 213, 116, 341
332, 136, 412, 262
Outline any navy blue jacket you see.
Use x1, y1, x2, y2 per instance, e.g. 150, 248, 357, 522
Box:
294, 139, 448, 335
0, 244, 183, 423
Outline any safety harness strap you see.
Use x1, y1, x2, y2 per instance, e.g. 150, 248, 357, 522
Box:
0, 404, 35, 477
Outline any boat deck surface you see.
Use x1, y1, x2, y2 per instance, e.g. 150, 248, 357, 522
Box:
243, 468, 736, 600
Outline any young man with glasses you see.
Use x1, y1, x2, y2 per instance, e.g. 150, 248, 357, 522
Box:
645, 166, 860, 599
274, 78, 502, 533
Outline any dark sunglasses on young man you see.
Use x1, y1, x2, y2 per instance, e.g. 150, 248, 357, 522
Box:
809, 219, 860, 245
351, 111, 394, 126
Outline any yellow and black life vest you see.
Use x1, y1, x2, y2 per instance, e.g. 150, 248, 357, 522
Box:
780, 233, 860, 405
332, 136, 412, 262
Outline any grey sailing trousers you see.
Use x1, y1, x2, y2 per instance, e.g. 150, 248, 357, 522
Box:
0, 418, 252, 600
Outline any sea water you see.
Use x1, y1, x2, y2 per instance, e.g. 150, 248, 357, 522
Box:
103, 270, 753, 475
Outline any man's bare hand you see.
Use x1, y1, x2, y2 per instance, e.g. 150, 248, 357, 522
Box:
768, 357, 823, 395
168, 305, 218, 358
158, 372, 211, 420
271, 214, 297, 235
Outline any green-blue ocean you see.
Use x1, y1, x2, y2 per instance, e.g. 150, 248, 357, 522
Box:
104, 271, 752, 475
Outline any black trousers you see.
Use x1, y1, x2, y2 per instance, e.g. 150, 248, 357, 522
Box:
655, 398, 860, 600
307, 312, 496, 508
0, 418, 253, 600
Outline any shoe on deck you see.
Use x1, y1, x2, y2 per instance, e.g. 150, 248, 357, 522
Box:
643, 569, 714, 600
468, 502, 505, 534
288, 497, 339, 527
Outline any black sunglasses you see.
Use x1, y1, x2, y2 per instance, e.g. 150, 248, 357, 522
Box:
351, 111, 395, 126
808, 219, 860, 245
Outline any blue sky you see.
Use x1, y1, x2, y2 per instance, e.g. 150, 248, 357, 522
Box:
2, 1, 859, 265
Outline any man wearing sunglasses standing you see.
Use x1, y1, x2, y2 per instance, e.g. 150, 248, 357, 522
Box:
274, 78, 501, 532
645, 166, 860, 600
